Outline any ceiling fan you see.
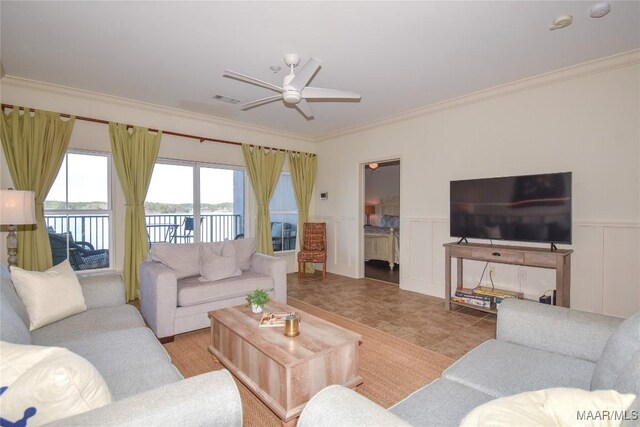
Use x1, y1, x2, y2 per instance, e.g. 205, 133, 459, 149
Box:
223, 53, 361, 119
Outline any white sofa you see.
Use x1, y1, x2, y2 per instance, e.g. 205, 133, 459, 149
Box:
140, 238, 287, 342
0, 267, 243, 426
298, 299, 640, 427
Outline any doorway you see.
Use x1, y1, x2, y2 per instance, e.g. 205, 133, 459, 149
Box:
363, 159, 400, 284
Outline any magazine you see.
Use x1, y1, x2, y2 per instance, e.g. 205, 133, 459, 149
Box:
259, 312, 292, 328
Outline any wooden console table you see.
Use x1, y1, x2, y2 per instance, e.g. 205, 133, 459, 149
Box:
444, 242, 572, 313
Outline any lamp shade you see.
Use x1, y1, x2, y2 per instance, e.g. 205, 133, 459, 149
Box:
0, 190, 36, 225
365, 205, 376, 215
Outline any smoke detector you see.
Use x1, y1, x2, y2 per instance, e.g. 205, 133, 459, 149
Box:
590, 2, 610, 18
549, 15, 573, 31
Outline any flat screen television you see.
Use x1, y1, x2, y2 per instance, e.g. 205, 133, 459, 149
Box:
450, 172, 572, 244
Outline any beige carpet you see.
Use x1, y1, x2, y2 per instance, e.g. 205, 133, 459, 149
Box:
163, 298, 454, 426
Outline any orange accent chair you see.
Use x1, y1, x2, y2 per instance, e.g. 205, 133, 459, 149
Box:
297, 222, 327, 279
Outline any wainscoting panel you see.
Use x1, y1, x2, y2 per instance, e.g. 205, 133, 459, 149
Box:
403, 219, 433, 294
396, 217, 638, 317
316, 215, 357, 277
571, 225, 605, 314
603, 226, 640, 318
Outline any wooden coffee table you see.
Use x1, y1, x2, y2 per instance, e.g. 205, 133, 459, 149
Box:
208, 301, 363, 426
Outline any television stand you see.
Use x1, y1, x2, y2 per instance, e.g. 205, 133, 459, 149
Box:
443, 242, 572, 313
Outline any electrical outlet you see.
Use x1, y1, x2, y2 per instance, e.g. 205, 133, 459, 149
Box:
487, 265, 496, 284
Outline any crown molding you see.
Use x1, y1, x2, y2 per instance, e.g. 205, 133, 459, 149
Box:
2, 49, 638, 144
316, 49, 640, 142
0, 76, 315, 143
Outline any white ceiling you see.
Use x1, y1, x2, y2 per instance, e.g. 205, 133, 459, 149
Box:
1, 1, 639, 139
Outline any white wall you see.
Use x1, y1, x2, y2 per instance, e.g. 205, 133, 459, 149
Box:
0, 77, 316, 273
365, 164, 400, 225
315, 54, 640, 318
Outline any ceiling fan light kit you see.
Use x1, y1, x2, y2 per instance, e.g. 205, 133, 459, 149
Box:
223, 53, 361, 119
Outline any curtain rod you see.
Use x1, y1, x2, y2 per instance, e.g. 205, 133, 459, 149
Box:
1, 104, 311, 155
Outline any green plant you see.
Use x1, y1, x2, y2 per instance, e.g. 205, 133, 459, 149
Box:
246, 288, 270, 308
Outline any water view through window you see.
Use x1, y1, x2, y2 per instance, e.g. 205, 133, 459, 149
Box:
145, 162, 244, 244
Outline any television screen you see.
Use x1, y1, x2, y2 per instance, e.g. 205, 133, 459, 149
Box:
450, 172, 572, 244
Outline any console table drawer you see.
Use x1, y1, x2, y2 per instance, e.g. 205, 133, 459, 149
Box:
470, 249, 524, 264
524, 252, 557, 268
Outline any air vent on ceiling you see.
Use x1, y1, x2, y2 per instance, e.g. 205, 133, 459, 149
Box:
212, 94, 240, 104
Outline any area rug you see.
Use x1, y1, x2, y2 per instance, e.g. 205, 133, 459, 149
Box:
163, 297, 454, 426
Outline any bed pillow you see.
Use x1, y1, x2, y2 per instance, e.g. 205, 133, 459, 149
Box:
10, 260, 87, 331
460, 387, 636, 427
200, 240, 242, 282
0, 341, 112, 426
380, 215, 400, 228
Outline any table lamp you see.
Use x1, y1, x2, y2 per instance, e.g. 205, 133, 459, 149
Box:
365, 205, 375, 226
1, 189, 36, 267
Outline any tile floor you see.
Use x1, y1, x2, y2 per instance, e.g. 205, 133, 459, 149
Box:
288, 272, 496, 360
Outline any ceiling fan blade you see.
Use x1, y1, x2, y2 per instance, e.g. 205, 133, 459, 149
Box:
294, 99, 314, 119
240, 96, 282, 110
288, 57, 322, 91
223, 70, 283, 93
302, 87, 362, 100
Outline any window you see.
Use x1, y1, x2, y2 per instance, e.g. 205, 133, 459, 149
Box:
270, 174, 298, 252
145, 161, 244, 244
45, 151, 111, 271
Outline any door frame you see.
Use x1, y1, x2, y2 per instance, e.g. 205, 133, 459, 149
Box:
357, 155, 402, 283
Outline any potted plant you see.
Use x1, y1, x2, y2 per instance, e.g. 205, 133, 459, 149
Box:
246, 289, 270, 314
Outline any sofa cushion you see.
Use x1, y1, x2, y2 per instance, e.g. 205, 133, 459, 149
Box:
591, 312, 640, 391
177, 271, 273, 307
200, 241, 241, 282
389, 378, 494, 427
0, 341, 112, 425
31, 305, 144, 346
232, 238, 256, 271
0, 272, 31, 345
443, 340, 595, 398
106, 359, 183, 401
460, 387, 637, 427
53, 327, 181, 400
150, 243, 200, 279
10, 260, 87, 331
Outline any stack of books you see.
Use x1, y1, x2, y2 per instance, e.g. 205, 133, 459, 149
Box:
452, 288, 492, 308
452, 287, 525, 309
473, 287, 524, 304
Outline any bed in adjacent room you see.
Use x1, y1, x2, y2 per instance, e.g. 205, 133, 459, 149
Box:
364, 196, 400, 270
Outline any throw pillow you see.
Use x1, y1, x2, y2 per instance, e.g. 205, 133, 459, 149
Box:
200, 240, 242, 282
232, 237, 256, 271
0, 341, 112, 426
10, 260, 87, 331
460, 387, 637, 427
150, 243, 201, 279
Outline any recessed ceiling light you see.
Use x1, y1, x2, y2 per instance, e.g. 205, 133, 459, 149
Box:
269, 65, 282, 73
212, 94, 240, 104
549, 15, 573, 31
590, 2, 610, 18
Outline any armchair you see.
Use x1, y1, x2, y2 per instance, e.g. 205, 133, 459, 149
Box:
48, 231, 109, 271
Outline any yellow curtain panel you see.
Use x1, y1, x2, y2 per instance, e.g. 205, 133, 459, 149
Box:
109, 123, 161, 301
0, 107, 75, 271
288, 151, 317, 273
241, 144, 285, 255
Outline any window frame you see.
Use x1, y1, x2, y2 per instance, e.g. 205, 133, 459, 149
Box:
44, 148, 113, 271
148, 158, 246, 244
270, 172, 299, 253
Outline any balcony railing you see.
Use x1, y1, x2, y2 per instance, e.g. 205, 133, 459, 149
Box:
145, 214, 244, 244
45, 213, 245, 251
